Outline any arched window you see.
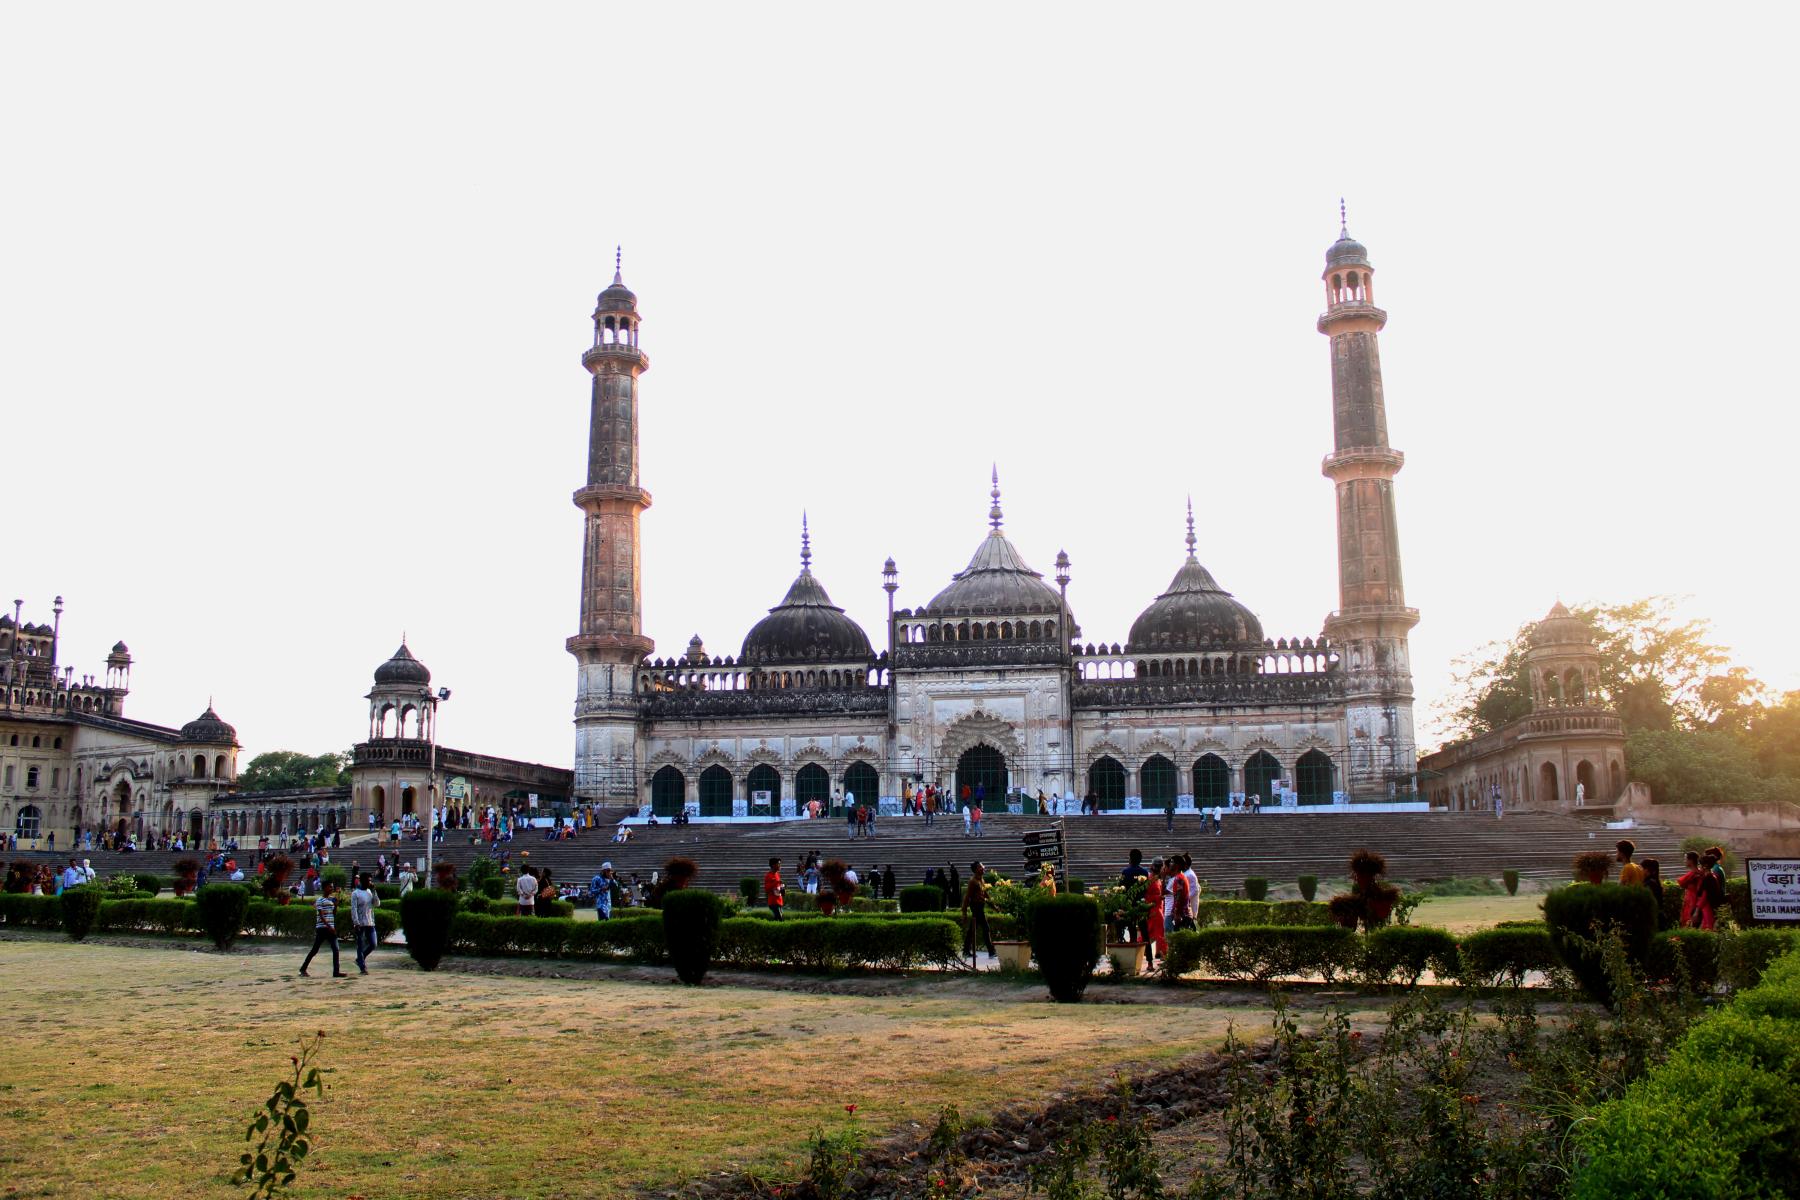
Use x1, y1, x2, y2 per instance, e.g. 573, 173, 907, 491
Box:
1244, 751, 1281, 803
843, 761, 879, 808
1296, 749, 1334, 805
650, 766, 686, 818
1575, 760, 1597, 804
214, 755, 227, 779
1140, 755, 1176, 808
1608, 760, 1623, 800
796, 763, 831, 810
1192, 754, 1228, 808
1539, 761, 1560, 807
15, 805, 41, 839
193, 755, 207, 778
699, 766, 733, 816
401, 786, 417, 815
746, 763, 781, 809
1088, 757, 1126, 811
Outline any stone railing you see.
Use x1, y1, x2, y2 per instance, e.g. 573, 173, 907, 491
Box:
892, 642, 1068, 669
641, 687, 889, 721
1074, 672, 1344, 710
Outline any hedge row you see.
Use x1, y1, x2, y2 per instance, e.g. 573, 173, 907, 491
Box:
0, 891, 398, 942
1573, 948, 1800, 1197
1163, 923, 1800, 990
446, 912, 961, 971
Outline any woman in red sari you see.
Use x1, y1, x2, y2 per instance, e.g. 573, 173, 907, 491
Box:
1144, 856, 1167, 970
1675, 850, 1704, 928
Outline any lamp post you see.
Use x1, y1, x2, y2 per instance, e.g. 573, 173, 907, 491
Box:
1055, 550, 1072, 816
425, 685, 451, 887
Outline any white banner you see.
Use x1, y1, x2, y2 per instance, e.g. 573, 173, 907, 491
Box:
1746, 859, 1800, 921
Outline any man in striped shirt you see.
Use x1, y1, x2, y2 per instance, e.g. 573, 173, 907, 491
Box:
299, 880, 347, 978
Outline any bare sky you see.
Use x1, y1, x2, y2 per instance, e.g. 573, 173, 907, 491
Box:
5, 5, 1795, 768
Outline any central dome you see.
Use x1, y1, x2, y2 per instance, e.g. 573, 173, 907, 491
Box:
740, 523, 874, 666
923, 470, 1067, 619
1127, 508, 1263, 652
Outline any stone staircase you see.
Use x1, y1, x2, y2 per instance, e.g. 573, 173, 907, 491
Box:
36, 809, 1682, 897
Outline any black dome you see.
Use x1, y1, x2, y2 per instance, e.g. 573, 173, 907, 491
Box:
741, 569, 873, 666
374, 643, 432, 686
925, 530, 1066, 617
180, 705, 237, 745
1326, 232, 1369, 267
597, 256, 637, 313
1127, 557, 1263, 652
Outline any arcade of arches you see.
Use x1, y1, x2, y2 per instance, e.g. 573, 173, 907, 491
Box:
1084, 748, 1339, 810
647, 759, 886, 817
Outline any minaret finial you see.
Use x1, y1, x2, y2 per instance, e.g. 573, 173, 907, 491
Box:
1339, 197, 1348, 237
800, 511, 812, 570
613, 245, 623, 285
989, 465, 1003, 531
1185, 496, 1197, 558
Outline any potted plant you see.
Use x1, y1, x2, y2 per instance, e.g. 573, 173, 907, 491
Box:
1099, 879, 1150, 976
1572, 851, 1611, 885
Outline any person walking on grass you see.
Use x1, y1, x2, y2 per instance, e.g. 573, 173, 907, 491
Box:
961, 860, 995, 960
350, 871, 378, 975
299, 881, 347, 978
763, 857, 786, 919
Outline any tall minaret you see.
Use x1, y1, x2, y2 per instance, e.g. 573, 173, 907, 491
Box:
567, 251, 653, 803
1317, 207, 1419, 798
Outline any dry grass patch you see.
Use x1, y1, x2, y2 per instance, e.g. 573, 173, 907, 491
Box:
0, 938, 1256, 1199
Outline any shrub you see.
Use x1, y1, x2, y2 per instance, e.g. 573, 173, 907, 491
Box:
0, 893, 63, 928
1165, 925, 1359, 983
663, 889, 727, 984
60, 886, 105, 941
432, 861, 458, 892
1028, 895, 1102, 1002
1242, 877, 1269, 902
1724, 877, 1754, 929
898, 884, 946, 913
1572, 851, 1612, 884
173, 858, 200, 897
1680, 835, 1737, 876
261, 854, 295, 900
95, 897, 201, 936
1543, 883, 1657, 1003
401, 889, 457, 971
1329, 848, 1401, 931
132, 872, 163, 895
196, 883, 253, 951
480, 877, 504, 900
1297, 874, 1318, 902
738, 876, 762, 906
1457, 925, 1559, 986
1719, 929, 1800, 992
1193, 899, 1333, 928
1573, 948, 1800, 1197
1502, 869, 1519, 896
1645, 929, 1720, 992
1360, 925, 1460, 986
321, 865, 349, 889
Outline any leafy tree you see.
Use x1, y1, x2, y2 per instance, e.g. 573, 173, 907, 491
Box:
236, 751, 347, 793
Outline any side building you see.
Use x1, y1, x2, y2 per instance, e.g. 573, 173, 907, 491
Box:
1, 598, 240, 846
1419, 603, 1628, 812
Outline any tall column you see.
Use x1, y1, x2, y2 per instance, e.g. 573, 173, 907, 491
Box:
567, 254, 653, 802
1318, 210, 1419, 799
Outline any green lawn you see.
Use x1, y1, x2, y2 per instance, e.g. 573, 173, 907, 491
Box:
1412, 892, 1544, 931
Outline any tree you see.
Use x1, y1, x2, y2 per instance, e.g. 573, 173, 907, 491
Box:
236, 751, 347, 793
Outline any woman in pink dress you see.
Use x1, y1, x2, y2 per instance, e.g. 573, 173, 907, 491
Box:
1145, 858, 1167, 970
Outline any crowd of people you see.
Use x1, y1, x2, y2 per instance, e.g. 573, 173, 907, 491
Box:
1611, 838, 1732, 931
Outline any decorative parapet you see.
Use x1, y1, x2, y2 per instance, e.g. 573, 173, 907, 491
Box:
1073, 673, 1345, 711
641, 687, 889, 720
1421, 706, 1625, 771
892, 642, 1068, 669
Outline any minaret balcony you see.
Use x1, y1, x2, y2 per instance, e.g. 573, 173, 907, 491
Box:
581, 344, 650, 371
1322, 446, 1404, 479
1317, 303, 1387, 333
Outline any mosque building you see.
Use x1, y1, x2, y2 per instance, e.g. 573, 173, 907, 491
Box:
568, 221, 1423, 817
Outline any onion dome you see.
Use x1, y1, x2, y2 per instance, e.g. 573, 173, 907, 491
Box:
1529, 600, 1592, 648
180, 704, 238, 745
1127, 502, 1264, 652
373, 641, 432, 686
924, 470, 1066, 617
1325, 201, 1369, 267
597, 248, 637, 313
111, 640, 129, 654
740, 518, 874, 666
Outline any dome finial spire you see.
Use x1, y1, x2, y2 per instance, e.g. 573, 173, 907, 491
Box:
1185, 496, 1197, 559
1339, 197, 1348, 238
613, 245, 623, 286
989, 464, 1003, 531
800, 511, 812, 571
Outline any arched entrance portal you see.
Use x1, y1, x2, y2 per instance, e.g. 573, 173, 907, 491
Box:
1088, 757, 1125, 811
796, 763, 831, 812
1192, 755, 1228, 809
113, 780, 131, 837
1296, 749, 1334, 806
1539, 762, 1560, 808
955, 744, 1007, 808
746, 764, 781, 810
1244, 751, 1281, 804
843, 761, 879, 809
1575, 760, 1597, 806
1140, 755, 1177, 809
699, 766, 733, 817
650, 766, 686, 818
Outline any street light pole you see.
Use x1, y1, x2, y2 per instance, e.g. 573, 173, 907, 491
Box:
425, 686, 450, 887
1055, 550, 1072, 818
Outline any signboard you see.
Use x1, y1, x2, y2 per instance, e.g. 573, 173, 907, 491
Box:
527, 793, 539, 808
1746, 859, 1800, 921
445, 776, 470, 802
751, 790, 773, 807
1022, 827, 1066, 871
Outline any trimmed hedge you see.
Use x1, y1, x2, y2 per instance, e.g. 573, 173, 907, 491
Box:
1573, 949, 1800, 1197
401, 889, 457, 971
1297, 875, 1318, 902
1544, 883, 1658, 1003
196, 883, 253, 950
1163, 925, 1360, 983
132, 873, 164, 895
61, 886, 105, 941
1361, 925, 1460, 986
1194, 899, 1333, 928
663, 889, 728, 984
1028, 895, 1102, 1002
0, 893, 64, 928
1457, 926, 1560, 986
899, 884, 947, 913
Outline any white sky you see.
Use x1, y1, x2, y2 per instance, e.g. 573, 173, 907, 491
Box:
5, 5, 1796, 767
